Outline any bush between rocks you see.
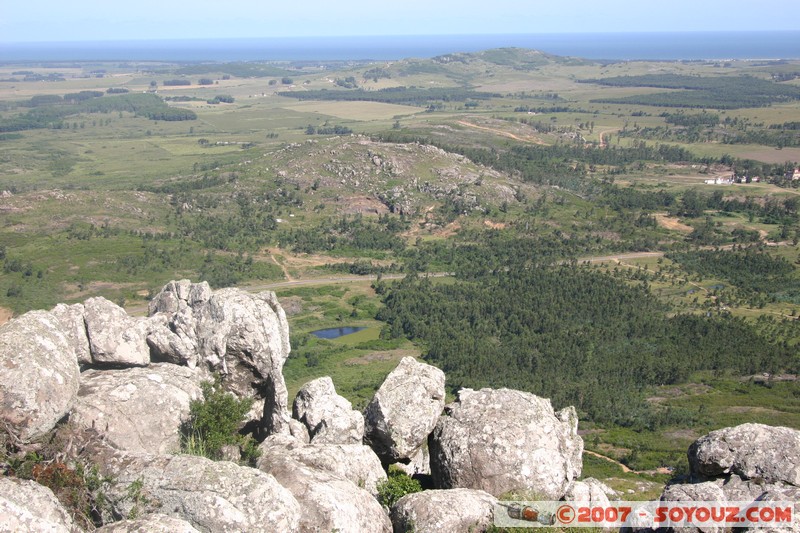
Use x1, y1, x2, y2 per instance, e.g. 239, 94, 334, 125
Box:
377, 465, 422, 508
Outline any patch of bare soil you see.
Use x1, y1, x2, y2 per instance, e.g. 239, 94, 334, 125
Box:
337, 196, 390, 215
655, 214, 693, 232
484, 220, 507, 230
0, 307, 12, 326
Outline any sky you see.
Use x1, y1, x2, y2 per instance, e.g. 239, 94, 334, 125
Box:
2, 0, 800, 43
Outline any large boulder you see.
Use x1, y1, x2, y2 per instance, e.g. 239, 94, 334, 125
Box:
0, 477, 76, 533
84, 297, 150, 367
50, 302, 91, 365
688, 423, 800, 486
364, 357, 445, 464
102, 452, 300, 532
259, 435, 387, 496
391, 488, 498, 533
257, 451, 391, 533
428, 388, 583, 499
68, 364, 203, 454
96, 514, 201, 532
292, 376, 364, 444
0, 311, 80, 441
148, 281, 292, 435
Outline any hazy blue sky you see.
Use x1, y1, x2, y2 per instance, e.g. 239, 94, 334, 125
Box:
3, 0, 799, 43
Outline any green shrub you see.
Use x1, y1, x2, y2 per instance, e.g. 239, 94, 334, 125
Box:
181, 376, 260, 465
376, 465, 422, 508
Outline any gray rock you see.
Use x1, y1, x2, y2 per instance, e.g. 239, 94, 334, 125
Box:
51, 302, 91, 365
258, 451, 391, 533
259, 435, 387, 496
392, 445, 431, 477
293, 376, 364, 444
0, 477, 76, 533
96, 514, 201, 532
428, 388, 583, 499
0, 311, 79, 441
69, 364, 202, 454
364, 357, 445, 464
391, 488, 498, 533
84, 297, 150, 367
288, 419, 310, 444
103, 452, 300, 533
148, 281, 292, 435
688, 423, 800, 486
660, 482, 728, 533
565, 478, 617, 506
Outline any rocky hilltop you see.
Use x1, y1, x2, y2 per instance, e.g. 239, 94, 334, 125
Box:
1, 280, 798, 532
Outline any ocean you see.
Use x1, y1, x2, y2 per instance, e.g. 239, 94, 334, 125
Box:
2, 32, 800, 63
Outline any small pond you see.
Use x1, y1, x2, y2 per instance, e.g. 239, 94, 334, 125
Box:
310, 326, 366, 340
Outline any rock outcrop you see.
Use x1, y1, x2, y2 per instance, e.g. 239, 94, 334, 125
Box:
50, 302, 92, 366
102, 452, 300, 533
564, 478, 617, 506
364, 356, 445, 464
148, 281, 292, 435
69, 364, 203, 454
390, 488, 498, 533
0, 311, 80, 442
257, 451, 391, 533
95, 514, 201, 533
428, 387, 583, 499
84, 297, 151, 367
0, 477, 76, 533
259, 435, 387, 496
292, 376, 364, 444
688, 423, 800, 486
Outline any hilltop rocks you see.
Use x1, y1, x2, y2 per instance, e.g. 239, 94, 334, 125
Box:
688, 423, 800, 486
390, 488, 498, 533
564, 478, 617, 506
258, 451, 391, 533
102, 452, 300, 533
84, 297, 151, 367
0, 477, 76, 533
68, 364, 203, 454
429, 388, 583, 499
292, 376, 364, 444
0, 311, 79, 442
259, 436, 387, 496
50, 302, 92, 365
96, 514, 201, 533
364, 357, 445, 464
148, 281, 292, 435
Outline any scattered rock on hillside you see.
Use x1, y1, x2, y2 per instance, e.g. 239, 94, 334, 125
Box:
429, 387, 583, 499
364, 357, 445, 464
292, 376, 364, 444
84, 297, 150, 367
68, 364, 203, 454
564, 478, 617, 506
96, 514, 201, 533
102, 452, 300, 533
688, 423, 800, 486
259, 435, 387, 497
0, 311, 79, 442
257, 452, 391, 533
391, 488, 498, 533
0, 477, 76, 533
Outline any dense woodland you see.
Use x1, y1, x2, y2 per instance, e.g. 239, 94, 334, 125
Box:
377, 257, 797, 429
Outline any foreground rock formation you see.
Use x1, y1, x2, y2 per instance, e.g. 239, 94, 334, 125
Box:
1, 279, 797, 532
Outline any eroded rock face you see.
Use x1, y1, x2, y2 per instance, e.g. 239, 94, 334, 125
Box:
148, 281, 292, 435
69, 364, 203, 454
259, 435, 387, 496
0, 477, 76, 533
364, 357, 445, 464
292, 376, 364, 444
257, 451, 391, 533
84, 297, 150, 367
428, 388, 583, 499
0, 311, 79, 441
50, 302, 91, 365
102, 452, 300, 533
391, 488, 498, 533
96, 514, 201, 533
688, 423, 800, 486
